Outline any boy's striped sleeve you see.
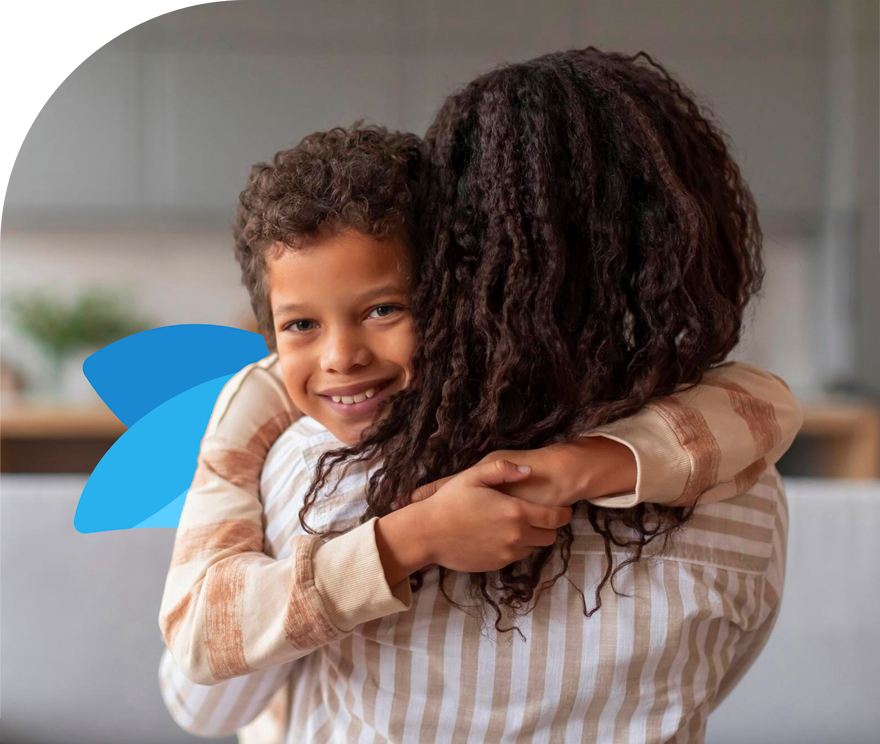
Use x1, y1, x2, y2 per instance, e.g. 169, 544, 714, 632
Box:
158, 645, 293, 737
158, 353, 800, 694
157, 354, 412, 687
585, 361, 804, 508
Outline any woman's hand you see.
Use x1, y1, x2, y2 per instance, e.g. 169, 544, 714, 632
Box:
413, 459, 573, 573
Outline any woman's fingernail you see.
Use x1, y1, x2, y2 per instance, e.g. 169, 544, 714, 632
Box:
517, 465, 531, 473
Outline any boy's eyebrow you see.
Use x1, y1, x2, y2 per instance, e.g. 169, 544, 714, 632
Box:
273, 285, 408, 317
354, 285, 409, 303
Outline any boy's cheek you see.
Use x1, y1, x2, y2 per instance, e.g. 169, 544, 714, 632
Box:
275, 349, 308, 408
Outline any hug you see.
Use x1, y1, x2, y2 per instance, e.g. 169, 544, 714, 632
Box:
158, 47, 802, 743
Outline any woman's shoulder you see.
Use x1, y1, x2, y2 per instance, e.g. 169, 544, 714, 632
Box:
571, 464, 786, 578
666, 464, 787, 575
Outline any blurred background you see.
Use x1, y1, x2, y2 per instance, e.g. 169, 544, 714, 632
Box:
1, 0, 878, 478
0, 0, 880, 742
0, 0, 880, 477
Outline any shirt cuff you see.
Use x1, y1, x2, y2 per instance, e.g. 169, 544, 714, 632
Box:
585, 406, 692, 507
311, 517, 413, 633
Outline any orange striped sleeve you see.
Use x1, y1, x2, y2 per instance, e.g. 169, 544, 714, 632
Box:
158, 354, 411, 687
584, 361, 803, 508
158, 646, 293, 737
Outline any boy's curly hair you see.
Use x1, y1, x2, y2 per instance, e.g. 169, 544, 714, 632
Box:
233, 124, 422, 350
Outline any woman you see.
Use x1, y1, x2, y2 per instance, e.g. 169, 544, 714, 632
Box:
160, 48, 798, 743
295, 46, 789, 740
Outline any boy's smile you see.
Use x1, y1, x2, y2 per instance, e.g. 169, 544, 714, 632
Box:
317, 377, 398, 416
267, 230, 415, 445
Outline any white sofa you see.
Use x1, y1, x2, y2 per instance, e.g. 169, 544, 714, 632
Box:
708, 478, 880, 743
1, 475, 878, 743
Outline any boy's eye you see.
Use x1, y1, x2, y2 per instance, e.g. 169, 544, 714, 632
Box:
287, 320, 317, 333
368, 305, 399, 319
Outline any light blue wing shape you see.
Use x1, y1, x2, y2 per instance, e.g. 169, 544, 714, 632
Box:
83, 324, 269, 427
75, 323, 273, 533
132, 491, 189, 529
74, 375, 233, 533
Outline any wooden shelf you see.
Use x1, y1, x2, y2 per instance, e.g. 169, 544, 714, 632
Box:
1, 401, 877, 478
0, 404, 127, 439
0, 403, 126, 473
797, 401, 880, 479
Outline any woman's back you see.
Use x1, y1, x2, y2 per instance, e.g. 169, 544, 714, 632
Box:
257, 416, 787, 744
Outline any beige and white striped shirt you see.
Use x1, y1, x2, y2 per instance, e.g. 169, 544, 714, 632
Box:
158, 356, 800, 743
160, 415, 788, 743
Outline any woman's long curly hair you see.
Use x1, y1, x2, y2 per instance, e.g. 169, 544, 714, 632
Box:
299, 47, 764, 636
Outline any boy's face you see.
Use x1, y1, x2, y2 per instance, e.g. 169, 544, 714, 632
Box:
267, 230, 416, 445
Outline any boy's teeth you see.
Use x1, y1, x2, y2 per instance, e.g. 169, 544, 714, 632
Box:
330, 387, 380, 405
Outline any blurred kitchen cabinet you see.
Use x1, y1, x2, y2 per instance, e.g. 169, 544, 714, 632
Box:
138, 49, 401, 215
3, 0, 836, 230
144, 0, 400, 48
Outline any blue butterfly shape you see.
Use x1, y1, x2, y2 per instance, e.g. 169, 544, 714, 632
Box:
74, 324, 270, 533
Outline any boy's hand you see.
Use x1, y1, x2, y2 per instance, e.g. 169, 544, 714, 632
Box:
416, 459, 573, 573
409, 436, 637, 509
410, 475, 454, 504
477, 437, 637, 507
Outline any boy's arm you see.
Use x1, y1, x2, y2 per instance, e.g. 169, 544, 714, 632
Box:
582, 361, 803, 507
159, 354, 414, 686
161, 351, 798, 685
158, 646, 293, 737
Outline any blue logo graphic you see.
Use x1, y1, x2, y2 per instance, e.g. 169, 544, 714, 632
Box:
74, 325, 270, 533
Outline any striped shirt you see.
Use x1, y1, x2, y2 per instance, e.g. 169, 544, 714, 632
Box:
160, 415, 788, 743
157, 355, 801, 743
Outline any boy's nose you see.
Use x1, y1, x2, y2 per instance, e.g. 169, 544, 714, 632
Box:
320, 331, 372, 374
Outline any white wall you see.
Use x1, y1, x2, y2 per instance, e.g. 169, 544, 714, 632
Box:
0, 228, 249, 393
0, 228, 821, 399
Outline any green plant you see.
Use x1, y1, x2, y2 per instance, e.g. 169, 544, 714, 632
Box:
5, 287, 152, 365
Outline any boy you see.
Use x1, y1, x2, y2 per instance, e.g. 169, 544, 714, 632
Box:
158, 125, 802, 741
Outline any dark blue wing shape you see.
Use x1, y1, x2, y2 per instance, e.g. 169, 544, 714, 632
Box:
83, 324, 269, 427
75, 324, 272, 533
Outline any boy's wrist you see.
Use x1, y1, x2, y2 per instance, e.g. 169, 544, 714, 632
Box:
573, 436, 638, 500
375, 502, 433, 587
